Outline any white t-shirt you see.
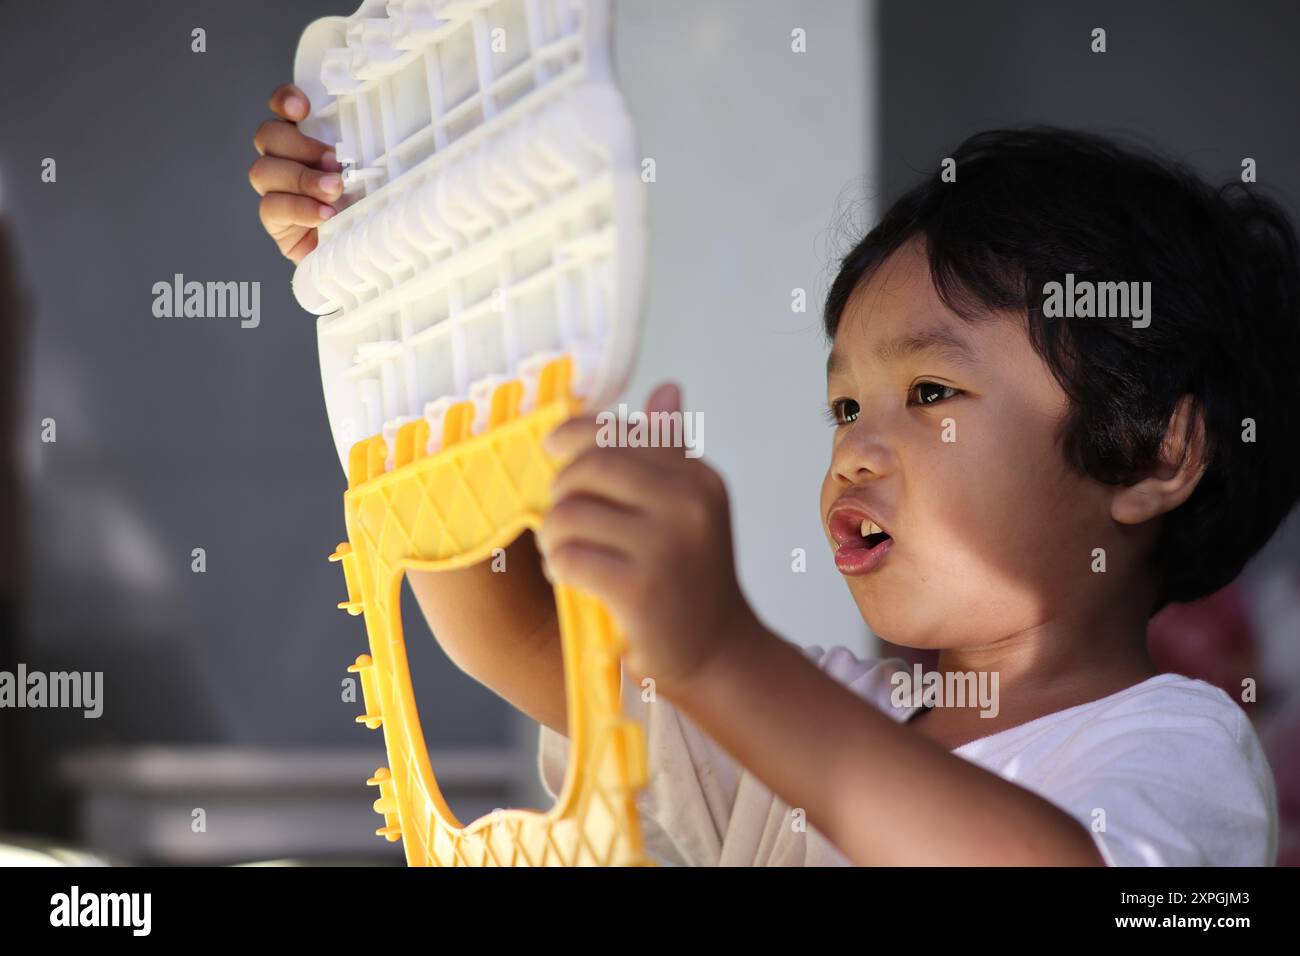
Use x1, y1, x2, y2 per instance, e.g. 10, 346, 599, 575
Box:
536, 643, 1278, 866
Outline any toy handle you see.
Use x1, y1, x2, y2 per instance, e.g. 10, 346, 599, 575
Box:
331, 358, 651, 865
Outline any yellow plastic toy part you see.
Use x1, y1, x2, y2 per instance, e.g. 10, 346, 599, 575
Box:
330, 355, 651, 866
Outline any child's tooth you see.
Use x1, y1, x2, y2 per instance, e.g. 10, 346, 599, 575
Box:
860, 518, 880, 537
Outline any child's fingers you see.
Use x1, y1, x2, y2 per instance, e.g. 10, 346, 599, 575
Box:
643, 381, 682, 416
544, 382, 685, 463
281, 229, 319, 265
543, 413, 602, 463
537, 492, 645, 560
253, 119, 341, 170
543, 539, 634, 594
252, 119, 340, 170
268, 83, 310, 122
550, 446, 665, 514
254, 83, 340, 266
258, 193, 335, 234
249, 156, 344, 202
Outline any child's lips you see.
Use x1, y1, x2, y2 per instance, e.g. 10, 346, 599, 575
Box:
827, 504, 895, 575
834, 534, 893, 575
827, 504, 893, 544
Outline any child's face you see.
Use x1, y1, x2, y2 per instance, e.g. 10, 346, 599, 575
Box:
820, 238, 1136, 648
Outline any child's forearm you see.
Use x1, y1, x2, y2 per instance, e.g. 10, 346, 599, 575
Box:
672, 617, 1106, 866
407, 530, 568, 734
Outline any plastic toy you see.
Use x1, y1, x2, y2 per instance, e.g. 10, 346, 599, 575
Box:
292, 0, 649, 865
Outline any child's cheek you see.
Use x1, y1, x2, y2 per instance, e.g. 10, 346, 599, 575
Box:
818, 469, 839, 536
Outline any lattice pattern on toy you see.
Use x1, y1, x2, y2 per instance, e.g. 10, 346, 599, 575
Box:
331, 355, 651, 865
311, 0, 589, 194
294, 0, 641, 474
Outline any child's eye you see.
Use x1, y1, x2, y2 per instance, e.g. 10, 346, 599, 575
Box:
823, 398, 859, 426
909, 382, 961, 406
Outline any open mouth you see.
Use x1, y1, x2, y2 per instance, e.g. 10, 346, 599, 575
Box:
829, 510, 895, 575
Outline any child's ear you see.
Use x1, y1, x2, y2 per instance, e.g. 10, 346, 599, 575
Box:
1110, 395, 1209, 525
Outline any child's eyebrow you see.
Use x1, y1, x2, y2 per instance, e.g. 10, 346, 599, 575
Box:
827, 326, 979, 378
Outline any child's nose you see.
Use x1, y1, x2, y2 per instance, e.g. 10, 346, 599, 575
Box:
830, 425, 893, 485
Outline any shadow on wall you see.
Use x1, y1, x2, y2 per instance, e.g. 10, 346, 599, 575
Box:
0, 211, 223, 839
0, 217, 22, 828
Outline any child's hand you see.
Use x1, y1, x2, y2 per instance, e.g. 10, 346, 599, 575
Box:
538, 383, 757, 695
248, 83, 345, 265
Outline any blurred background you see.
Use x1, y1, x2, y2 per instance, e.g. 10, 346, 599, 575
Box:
0, 0, 1296, 865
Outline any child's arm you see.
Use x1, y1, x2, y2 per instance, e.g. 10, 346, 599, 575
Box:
407, 385, 692, 735
406, 534, 568, 735
537, 383, 1106, 866
670, 618, 1107, 865
538, 640, 910, 865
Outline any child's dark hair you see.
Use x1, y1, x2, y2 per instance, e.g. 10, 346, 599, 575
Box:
823, 127, 1300, 614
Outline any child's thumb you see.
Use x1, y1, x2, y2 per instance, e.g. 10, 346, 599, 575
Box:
644, 381, 682, 415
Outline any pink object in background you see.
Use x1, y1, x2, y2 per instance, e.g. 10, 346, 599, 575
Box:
1148, 574, 1300, 867
1147, 582, 1258, 705
1264, 694, 1300, 867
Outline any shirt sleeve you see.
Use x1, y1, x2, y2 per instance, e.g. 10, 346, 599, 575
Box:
1036, 692, 1278, 867
536, 642, 906, 866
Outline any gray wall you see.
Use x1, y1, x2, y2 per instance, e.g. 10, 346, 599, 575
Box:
879, 0, 1300, 209
1, 0, 513, 836
613, 0, 876, 656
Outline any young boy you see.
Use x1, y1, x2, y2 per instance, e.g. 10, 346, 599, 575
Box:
252, 92, 1295, 864
529, 127, 1297, 866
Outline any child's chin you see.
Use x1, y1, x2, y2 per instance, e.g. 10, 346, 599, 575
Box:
854, 600, 947, 651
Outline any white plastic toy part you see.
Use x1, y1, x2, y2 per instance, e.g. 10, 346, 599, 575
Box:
292, 0, 645, 473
